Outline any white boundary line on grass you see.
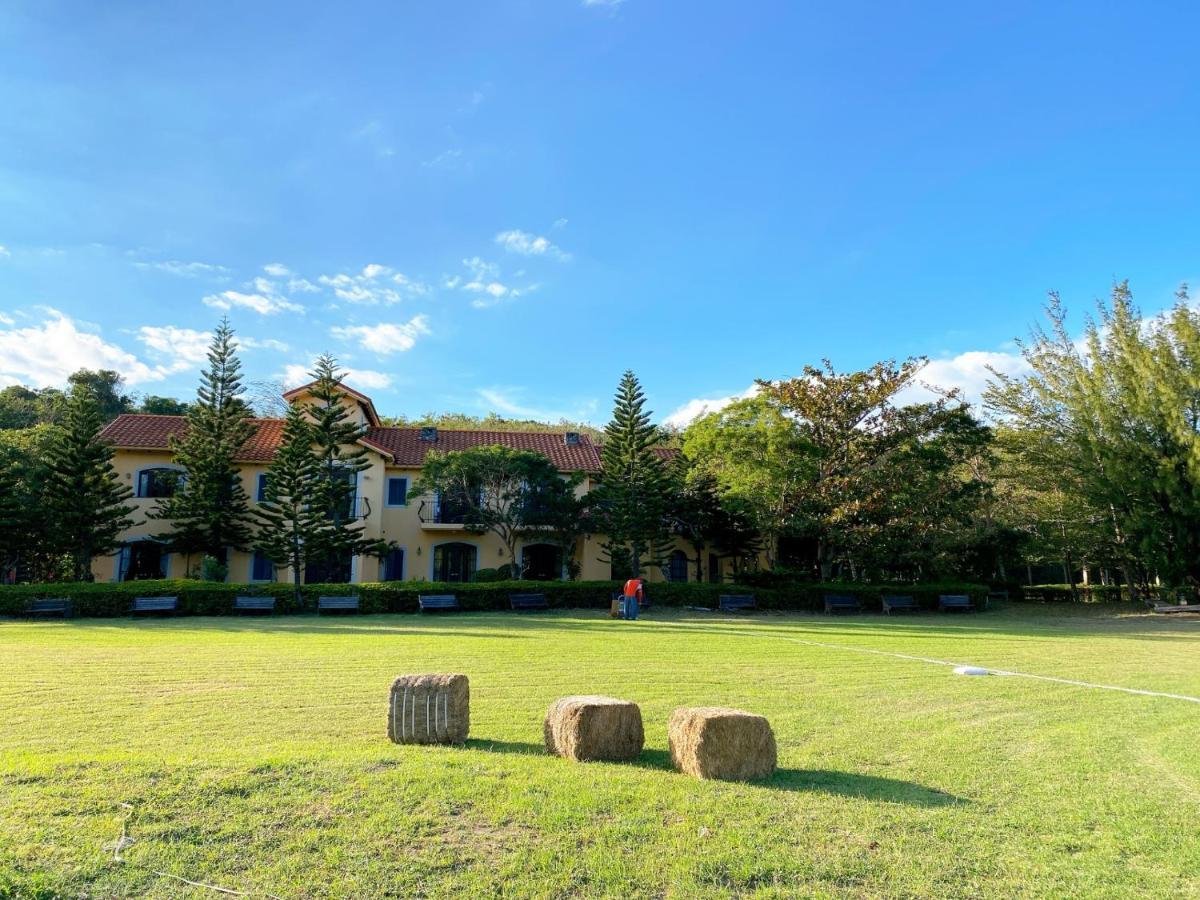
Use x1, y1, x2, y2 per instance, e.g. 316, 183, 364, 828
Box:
666, 619, 1200, 706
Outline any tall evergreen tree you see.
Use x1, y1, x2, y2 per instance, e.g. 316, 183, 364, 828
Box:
0, 448, 26, 580
154, 319, 258, 569
252, 402, 326, 603
41, 386, 136, 581
594, 370, 672, 577
305, 355, 386, 581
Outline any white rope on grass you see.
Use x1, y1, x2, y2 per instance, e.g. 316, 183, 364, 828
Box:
668, 619, 1200, 706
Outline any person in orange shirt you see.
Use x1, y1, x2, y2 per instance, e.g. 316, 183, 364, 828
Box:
621, 578, 644, 620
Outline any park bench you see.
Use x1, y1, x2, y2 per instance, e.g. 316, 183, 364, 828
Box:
1023, 589, 1046, 602
881, 594, 917, 615
938, 594, 975, 612
510, 593, 548, 611
131, 596, 178, 616
824, 594, 862, 614
24, 598, 72, 619
318, 595, 360, 614
234, 596, 276, 615
419, 594, 460, 612
718, 594, 757, 612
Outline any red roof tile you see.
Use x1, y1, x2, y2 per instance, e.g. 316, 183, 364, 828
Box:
99, 415, 603, 471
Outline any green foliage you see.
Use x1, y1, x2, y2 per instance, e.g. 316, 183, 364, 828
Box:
153, 319, 258, 562
415, 443, 585, 572
66, 369, 132, 422
138, 395, 190, 416
384, 410, 603, 442
39, 386, 137, 581
194, 555, 229, 582
593, 371, 672, 576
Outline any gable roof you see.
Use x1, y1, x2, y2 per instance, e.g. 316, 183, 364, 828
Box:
281, 380, 382, 427
99, 414, 603, 472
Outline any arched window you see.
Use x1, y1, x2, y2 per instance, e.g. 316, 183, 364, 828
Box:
666, 549, 689, 583
521, 543, 563, 581
118, 540, 168, 581
136, 466, 185, 498
432, 542, 477, 583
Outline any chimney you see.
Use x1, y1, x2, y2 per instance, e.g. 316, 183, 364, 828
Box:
564, 431, 581, 446
420, 426, 438, 442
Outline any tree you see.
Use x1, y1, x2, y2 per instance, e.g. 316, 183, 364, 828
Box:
304, 355, 387, 580
413, 444, 583, 574
682, 395, 811, 568
138, 395, 190, 416
592, 371, 672, 578
252, 403, 326, 603
153, 320, 258, 568
67, 369, 132, 422
666, 459, 761, 581
40, 386, 136, 581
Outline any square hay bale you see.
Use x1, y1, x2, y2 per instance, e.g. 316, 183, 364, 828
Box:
388, 673, 470, 745
543, 695, 644, 762
668, 706, 777, 781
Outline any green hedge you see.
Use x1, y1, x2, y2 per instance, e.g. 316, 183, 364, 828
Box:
0, 579, 988, 618
1022, 584, 1131, 602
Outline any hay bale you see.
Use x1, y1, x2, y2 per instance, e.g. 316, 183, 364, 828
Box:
543, 695, 644, 762
388, 673, 469, 744
668, 706, 776, 781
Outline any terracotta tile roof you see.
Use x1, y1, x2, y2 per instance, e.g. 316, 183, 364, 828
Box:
99, 415, 603, 471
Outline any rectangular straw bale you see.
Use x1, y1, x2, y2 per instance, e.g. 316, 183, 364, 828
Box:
388, 673, 469, 744
544, 695, 644, 762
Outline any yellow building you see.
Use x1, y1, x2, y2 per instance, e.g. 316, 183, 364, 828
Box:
94, 382, 726, 585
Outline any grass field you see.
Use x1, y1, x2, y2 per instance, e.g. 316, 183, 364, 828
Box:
3, 605, 1200, 899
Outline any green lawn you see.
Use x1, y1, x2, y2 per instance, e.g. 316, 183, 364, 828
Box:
3, 606, 1199, 899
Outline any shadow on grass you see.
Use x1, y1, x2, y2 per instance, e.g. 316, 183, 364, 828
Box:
465, 740, 964, 807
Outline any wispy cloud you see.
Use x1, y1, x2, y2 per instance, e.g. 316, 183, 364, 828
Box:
477, 386, 598, 423
662, 385, 760, 428
422, 148, 463, 169
331, 315, 431, 354
136, 325, 212, 367
202, 289, 304, 316
0, 245, 10, 258
317, 264, 429, 305
262, 263, 291, 277
0, 309, 176, 388
135, 259, 229, 278
281, 362, 392, 391
495, 229, 571, 260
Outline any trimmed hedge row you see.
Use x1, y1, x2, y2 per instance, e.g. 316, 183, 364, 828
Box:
0, 579, 988, 618
1022, 584, 1132, 602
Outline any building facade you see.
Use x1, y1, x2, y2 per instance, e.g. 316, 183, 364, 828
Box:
93, 382, 735, 585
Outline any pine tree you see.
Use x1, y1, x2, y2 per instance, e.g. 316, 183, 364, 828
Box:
41, 386, 136, 581
253, 402, 326, 604
305, 355, 387, 580
154, 319, 258, 568
594, 370, 672, 577
0, 449, 26, 580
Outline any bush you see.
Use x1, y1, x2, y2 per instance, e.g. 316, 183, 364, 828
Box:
1022, 584, 1131, 603
0, 578, 988, 618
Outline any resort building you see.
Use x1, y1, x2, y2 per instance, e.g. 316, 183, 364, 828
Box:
93, 381, 724, 585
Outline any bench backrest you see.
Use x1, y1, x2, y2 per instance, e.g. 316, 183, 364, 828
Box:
132, 596, 178, 611
939, 594, 972, 608
882, 594, 916, 608
510, 593, 548, 609
718, 594, 756, 610
234, 596, 275, 610
31, 598, 70, 612
825, 594, 860, 607
419, 594, 460, 610
318, 595, 360, 610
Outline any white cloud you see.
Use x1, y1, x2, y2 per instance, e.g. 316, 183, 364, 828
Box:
422, 148, 463, 169
202, 289, 304, 316
331, 315, 431, 354
263, 263, 291, 277
896, 350, 1030, 407
0, 312, 13, 325
663, 385, 760, 428
240, 336, 291, 353
495, 229, 570, 260
136, 325, 211, 367
281, 363, 392, 391
478, 387, 598, 423
135, 259, 229, 278
0, 310, 176, 388
287, 277, 321, 293
0, 245, 9, 258
317, 264, 428, 305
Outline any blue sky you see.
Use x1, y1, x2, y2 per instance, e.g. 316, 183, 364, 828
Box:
2, 1, 1199, 424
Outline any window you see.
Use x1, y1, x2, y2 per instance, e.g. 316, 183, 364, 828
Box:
666, 549, 689, 583
383, 547, 404, 581
432, 543, 477, 582
136, 467, 184, 499
256, 473, 269, 502
305, 550, 353, 584
386, 477, 408, 507
119, 541, 167, 581
251, 552, 275, 582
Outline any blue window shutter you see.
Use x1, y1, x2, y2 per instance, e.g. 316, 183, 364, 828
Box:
388, 477, 407, 506
257, 473, 268, 502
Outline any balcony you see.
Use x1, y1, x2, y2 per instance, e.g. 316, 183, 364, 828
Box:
326, 497, 372, 524
417, 498, 475, 530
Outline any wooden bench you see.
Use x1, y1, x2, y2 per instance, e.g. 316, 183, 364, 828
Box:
718, 594, 757, 612
317, 595, 360, 614
881, 594, 917, 615
510, 593, 548, 611
418, 594, 460, 612
131, 596, 178, 616
938, 594, 975, 612
824, 594, 862, 614
24, 598, 72, 619
234, 596, 276, 615
1023, 590, 1046, 602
